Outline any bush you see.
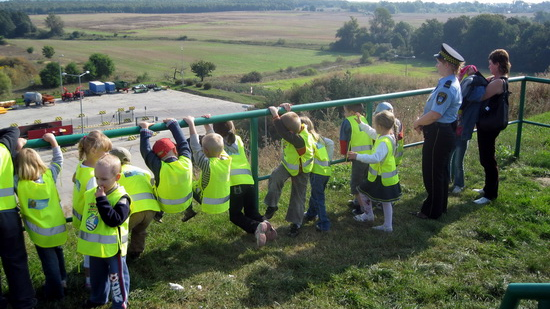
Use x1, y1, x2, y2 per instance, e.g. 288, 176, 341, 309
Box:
174, 79, 183, 86
177, 35, 188, 41
240, 71, 262, 83
0, 36, 7, 45
135, 72, 150, 83
195, 82, 203, 88
299, 68, 318, 76
26, 47, 34, 54
203, 82, 212, 90
184, 79, 194, 86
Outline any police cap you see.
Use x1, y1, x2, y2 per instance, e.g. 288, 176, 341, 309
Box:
434, 43, 464, 66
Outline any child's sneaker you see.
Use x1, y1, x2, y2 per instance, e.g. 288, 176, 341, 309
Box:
255, 222, 268, 248
451, 186, 464, 194
264, 206, 278, 220
263, 221, 278, 241
372, 225, 393, 232
472, 188, 485, 195
354, 212, 374, 222
181, 207, 197, 222
288, 223, 300, 237
302, 212, 317, 225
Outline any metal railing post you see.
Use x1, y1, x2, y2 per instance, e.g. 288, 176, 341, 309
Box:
514, 79, 527, 158
499, 283, 550, 309
249, 117, 260, 210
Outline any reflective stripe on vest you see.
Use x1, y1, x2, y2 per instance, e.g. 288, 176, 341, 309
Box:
132, 192, 156, 201
157, 157, 193, 213
17, 169, 67, 247
368, 166, 398, 179
282, 125, 314, 176
77, 186, 130, 257
0, 144, 16, 211
72, 163, 95, 229
231, 169, 252, 176
347, 115, 373, 155
159, 191, 192, 205
227, 136, 254, 186
312, 138, 332, 177
200, 156, 231, 214
314, 159, 330, 167
0, 187, 14, 197
25, 219, 66, 237
367, 136, 399, 186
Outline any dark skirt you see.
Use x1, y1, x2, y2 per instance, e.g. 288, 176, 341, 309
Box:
357, 175, 402, 203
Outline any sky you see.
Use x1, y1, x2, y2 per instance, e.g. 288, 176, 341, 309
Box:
346, 0, 547, 3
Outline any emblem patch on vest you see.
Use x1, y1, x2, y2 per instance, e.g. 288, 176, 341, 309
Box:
436, 92, 448, 105
28, 198, 49, 210
85, 213, 99, 231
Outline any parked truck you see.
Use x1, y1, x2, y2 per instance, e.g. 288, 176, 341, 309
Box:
89, 81, 106, 95
114, 80, 129, 93
23, 92, 43, 106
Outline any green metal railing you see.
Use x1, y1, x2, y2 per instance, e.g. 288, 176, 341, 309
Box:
24, 75, 550, 307
499, 283, 550, 309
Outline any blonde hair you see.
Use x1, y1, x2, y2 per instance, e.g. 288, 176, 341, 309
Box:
78, 130, 112, 161
300, 116, 320, 142
374, 110, 396, 131
96, 153, 121, 176
438, 58, 462, 76
280, 112, 301, 133
16, 148, 48, 181
202, 133, 224, 158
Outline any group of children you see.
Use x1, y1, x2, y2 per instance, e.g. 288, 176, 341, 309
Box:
0, 101, 403, 308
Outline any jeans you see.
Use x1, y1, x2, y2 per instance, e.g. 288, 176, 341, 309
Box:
450, 139, 469, 188
305, 173, 331, 231
0, 211, 36, 309
35, 245, 67, 300
89, 255, 130, 309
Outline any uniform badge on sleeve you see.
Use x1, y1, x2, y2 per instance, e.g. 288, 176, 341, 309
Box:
436, 92, 448, 105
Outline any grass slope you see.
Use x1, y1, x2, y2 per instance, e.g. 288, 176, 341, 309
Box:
25, 112, 550, 309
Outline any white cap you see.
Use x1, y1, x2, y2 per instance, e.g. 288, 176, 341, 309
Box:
375, 102, 393, 114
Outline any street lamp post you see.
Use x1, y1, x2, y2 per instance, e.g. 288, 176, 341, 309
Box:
62, 71, 89, 133
394, 54, 415, 76
58, 54, 64, 96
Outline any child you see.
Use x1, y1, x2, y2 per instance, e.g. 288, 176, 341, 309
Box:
77, 154, 131, 309
0, 126, 37, 309
139, 119, 193, 220
111, 146, 161, 260
263, 103, 314, 237
205, 116, 277, 247
182, 116, 232, 216
15, 133, 67, 300
339, 104, 373, 214
348, 110, 402, 232
300, 116, 334, 232
374, 102, 404, 166
72, 130, 112, 289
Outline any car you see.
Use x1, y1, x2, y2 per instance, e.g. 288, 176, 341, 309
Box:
132, 84, 149, 93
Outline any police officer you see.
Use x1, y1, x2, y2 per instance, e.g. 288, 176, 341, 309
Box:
412, 43, 464, 219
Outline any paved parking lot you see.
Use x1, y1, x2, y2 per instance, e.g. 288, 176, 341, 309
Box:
2, 90, 251, 214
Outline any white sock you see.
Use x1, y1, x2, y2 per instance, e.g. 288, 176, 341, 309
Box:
382, 202, 393, 228
358, 194, 374, 217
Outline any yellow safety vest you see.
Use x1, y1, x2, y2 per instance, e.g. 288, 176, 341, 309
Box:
72, 162, 95, 229
282, 124, 314, 176
227, 136, 254, 186
156, 156, 193, 213
118, 164, 160, 214
312, 137, 332, 177
347, 115, 373, 154
0, 144, 16, 211
77, 186, 130, 258
197, 156, 231, 214
395, 138, 404, 166
367, 136, 399, 186
17, 169, 67, 248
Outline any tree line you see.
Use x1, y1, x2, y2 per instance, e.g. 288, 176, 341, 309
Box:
0, 0, 548, 15
330, 10, 550, 73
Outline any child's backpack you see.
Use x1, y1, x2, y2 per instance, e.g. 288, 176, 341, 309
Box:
456, 71, 488, 139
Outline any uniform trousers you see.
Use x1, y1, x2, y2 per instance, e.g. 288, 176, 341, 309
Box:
420, 123, 456, 219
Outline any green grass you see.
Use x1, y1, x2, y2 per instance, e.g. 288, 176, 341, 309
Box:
23, 112, 550, 308
11, 39, 358, 81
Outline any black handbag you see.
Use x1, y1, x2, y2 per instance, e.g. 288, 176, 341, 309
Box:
477, 78, 509, 131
